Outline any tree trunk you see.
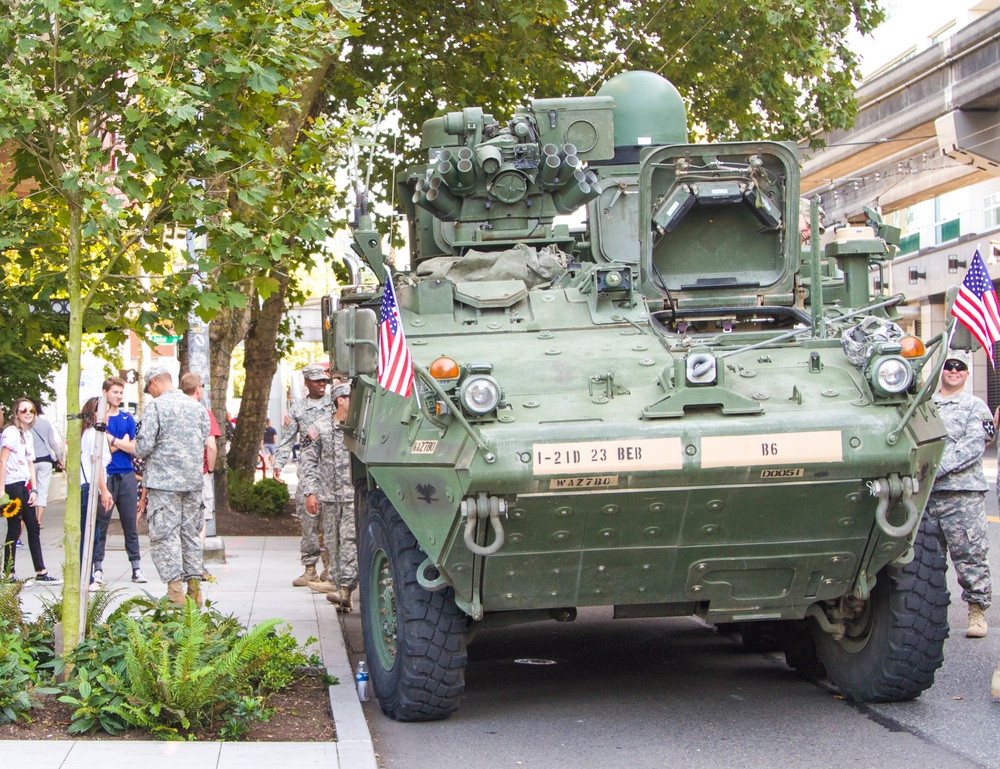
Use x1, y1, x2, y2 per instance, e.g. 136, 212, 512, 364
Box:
208, 298, 251, 514
60, 196, 84, 655
228, 269, 290, 473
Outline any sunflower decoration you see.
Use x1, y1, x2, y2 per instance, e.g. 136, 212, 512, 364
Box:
1, 496, 20, 519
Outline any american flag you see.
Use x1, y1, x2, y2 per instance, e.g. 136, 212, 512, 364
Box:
378, 279, 413, 397
951, 249, 1000, 367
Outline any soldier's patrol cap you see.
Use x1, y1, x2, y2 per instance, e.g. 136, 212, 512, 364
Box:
302, 364, 331, 382
143, 365, 171, 393
331, 383, 351, 401
945, 350, 971, 367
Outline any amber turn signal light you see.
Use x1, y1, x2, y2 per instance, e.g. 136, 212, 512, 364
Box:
899, 336, 925, 358
430, 357, 460, 379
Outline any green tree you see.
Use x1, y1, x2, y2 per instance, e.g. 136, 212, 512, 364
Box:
0, 0, 361, 653
226, 0, 883, 481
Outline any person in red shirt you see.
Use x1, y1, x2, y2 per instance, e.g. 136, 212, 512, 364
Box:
179, 373, 222, 553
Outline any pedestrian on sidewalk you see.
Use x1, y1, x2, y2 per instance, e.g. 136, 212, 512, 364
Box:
273, 363, 333, 587
28, 399, 63, 529
135, 366, 210, 606
262, 418, 277, 477
94, 376, 147, 585
79, 396, 112, 589
301, 383, 357, 612
179, 372, 221, 553
0, 398, 61, 583
928, 350, 993, 638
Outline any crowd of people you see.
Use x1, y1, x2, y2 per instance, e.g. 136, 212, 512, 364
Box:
2, 370, 216, 607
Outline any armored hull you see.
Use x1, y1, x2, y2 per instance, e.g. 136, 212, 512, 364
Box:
328, 71, 952, 721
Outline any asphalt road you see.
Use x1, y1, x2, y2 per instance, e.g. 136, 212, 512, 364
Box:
339, 477, 1000, 769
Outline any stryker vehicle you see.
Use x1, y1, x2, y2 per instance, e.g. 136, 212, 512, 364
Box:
325, 71, 954, 722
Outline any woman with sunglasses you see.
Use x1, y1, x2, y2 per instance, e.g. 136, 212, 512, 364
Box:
0, 397, 61, 582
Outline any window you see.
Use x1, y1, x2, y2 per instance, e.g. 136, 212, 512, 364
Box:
898, 232, 920, 255
985, 192, 1000, 229
936, 218, 960, 243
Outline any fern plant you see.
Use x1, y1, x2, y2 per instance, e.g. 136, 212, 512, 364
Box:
59, 598, 308, 739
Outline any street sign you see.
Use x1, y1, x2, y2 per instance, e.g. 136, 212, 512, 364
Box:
149, 333, 181, 345
119, 368, 138, 384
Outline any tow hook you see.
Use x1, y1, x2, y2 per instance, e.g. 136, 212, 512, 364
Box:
460, 492, 507, 556
867, 474, 920, 538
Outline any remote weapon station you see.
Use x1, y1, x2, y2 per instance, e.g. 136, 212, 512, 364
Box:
325, 71, 952, 721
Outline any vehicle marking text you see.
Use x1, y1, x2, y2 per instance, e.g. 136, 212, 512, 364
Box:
701, 431, 843, 469
532, 438, 683, 475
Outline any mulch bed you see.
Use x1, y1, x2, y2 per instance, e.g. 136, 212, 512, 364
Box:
0, 670, 336, 742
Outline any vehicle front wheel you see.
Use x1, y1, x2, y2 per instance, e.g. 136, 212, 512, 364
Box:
358, 489, 469, 721
812, 514, 950, 702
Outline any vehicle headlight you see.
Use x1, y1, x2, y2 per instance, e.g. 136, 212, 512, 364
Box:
459, 375, 500, 415
870, 355, 912, 396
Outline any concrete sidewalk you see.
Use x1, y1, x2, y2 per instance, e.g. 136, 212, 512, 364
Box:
5, 471, 376, 769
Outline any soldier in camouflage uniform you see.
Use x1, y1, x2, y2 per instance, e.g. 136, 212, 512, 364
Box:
135, 366, 211, 607
274, 363, 333, 586
300, 383, 357, 611
928, 350, 993, 638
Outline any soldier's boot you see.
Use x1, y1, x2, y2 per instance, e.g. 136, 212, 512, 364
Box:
166, 581, 186, 607
187, 577, 203, 608
292, 564, 318, 587
335, 587, 352, 613
967, 603, 988, 638
992, 662, 1000, 699
307, 578, 337, 594
320, 569, 330, 582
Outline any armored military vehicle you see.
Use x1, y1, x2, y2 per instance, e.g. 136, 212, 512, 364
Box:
325, 71, 952, 721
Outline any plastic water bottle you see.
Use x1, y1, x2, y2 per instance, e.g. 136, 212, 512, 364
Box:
355, 660, 369, 701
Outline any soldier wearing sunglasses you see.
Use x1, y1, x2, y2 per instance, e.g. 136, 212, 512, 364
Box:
928, 350, 993, 638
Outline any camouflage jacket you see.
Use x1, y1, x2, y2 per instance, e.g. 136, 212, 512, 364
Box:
297, 418, 352, 502
273, 393, 332, 471
135, 388, 210, 492
932, 390, 994, 492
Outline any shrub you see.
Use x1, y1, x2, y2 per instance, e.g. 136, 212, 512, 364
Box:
59, 599, 313, 740
0, 620, 56, 725
228, 470, 290, 517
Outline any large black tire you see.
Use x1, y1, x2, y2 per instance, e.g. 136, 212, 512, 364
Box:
812, 514, 950, 702
358, 488, 469, 721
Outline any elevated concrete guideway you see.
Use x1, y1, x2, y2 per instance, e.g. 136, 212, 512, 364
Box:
801, 7, 1000, 222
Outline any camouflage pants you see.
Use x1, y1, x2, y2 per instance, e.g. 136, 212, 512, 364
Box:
321, 499, 357, 591
926, 490, 992, 608
299, 492, 321, 568
146, 488, 205, 584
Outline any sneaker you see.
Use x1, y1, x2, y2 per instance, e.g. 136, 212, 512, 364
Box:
88, 581, 99, 592
34, 573, 62, 584
15, 539, 23, 548
132, 568, 148, 584
93, 569, 104, 584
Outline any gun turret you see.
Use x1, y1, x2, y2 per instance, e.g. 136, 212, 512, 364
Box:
401, 95, 617, 262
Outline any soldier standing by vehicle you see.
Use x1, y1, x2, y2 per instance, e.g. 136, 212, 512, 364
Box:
273, 363, 332, 586
300, 383, 357, 611
135, 366, 211, 606
928, 350, 993, 638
